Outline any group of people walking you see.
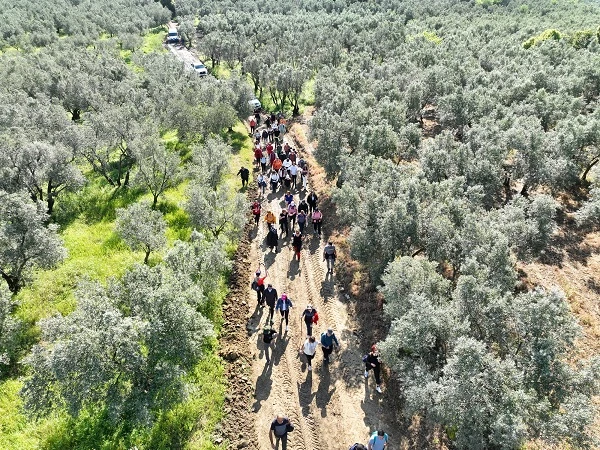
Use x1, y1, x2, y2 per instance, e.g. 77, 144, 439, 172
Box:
246, 112, 386, 450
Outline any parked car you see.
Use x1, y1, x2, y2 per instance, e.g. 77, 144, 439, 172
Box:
191, 62, 208, 76
248, 98, 261, 111
167, 28, 180, 44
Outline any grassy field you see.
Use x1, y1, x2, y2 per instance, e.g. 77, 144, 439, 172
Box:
0, 123, 254, 448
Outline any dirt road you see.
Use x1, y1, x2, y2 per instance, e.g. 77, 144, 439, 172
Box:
238, 128, 396, 450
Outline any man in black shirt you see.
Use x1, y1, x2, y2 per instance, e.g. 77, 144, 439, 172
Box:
237, 166, 249, 187
263, 284, 278, 323
262, 321, 277, 364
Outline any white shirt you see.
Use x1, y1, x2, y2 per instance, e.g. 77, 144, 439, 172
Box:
282, 159, 292, 169
270, 173, 279, 182
303, 340, 318, 356
289, 165, 298, 175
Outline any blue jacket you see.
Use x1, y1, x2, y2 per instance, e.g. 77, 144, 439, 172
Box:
275, 297, 293, 311
320, 332, 339, 348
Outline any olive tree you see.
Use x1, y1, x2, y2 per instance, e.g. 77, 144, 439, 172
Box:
21, 264, 213, 423
0, 191, 66, 293
115, 202, 167, 264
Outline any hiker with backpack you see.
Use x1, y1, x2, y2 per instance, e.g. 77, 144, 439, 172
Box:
320, 328, 339, 363
251, 200, 261, 226
300, 304, 318, 336
323, 241, 337, 274
270, 414, 294, 450
264, 283, 278, 323
262, 320, 278, 364
368, 430, 389, 450
252, 264, 268, 306
249, 117, 257, 134
275, 293, 293, 332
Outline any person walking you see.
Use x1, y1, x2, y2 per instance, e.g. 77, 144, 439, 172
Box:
261, 128, 269, 143
298, 198, 309, 215
265, 210, 276, 230
287, 201, 297, 230
279, 209, 289, 238
251, 200, 261, 226
275, 293, 293, 332
284, 191, 294, 206
237, 166, 250, 187
249, 117, 257, 134
291, 230, 302, 260
301, 166, 308, 190
312, 207, 323, 236
349, 444, 367, 450
272, 157, 283, 172
257, 173, 267, 195
364, 345, 383, 393
289, 161, 298, 189
252, 264, 268, 306
323, 241, 337, 274
270, 171, 280, 192
297, 210, 307, 235
367, 430, 389, 450
270, 414, 293, 450
260, 153, 268, 173
320, 328, 339, 363
264, 283, 278, 323
307, 191, 318, 214
300, 304, 318, 336
262, 321, 278, 364
267, 224, 279, 252
254, 147, 263, 168
299, 335, 318, 371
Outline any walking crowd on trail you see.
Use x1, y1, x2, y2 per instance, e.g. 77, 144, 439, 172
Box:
246, 111, 388, 450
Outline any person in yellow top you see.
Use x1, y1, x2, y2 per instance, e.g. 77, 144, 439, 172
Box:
264, 210, 276, 230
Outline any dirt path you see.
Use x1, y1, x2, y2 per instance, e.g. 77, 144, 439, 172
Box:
238, 124, 397, 450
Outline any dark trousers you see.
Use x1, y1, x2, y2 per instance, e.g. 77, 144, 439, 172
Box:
366, 364, 381, 385
304, 320, 313, 336
264, 341, 273, 362
280, 221, 288, 237
267, 306, 275, 323
289, 215, 296, 230
275, 433, 288, 450
280, 309, 289, 325
254, 214, 260, 225
313, 221, 322, 234
271, 181, 278, 192
322, 346, 333, 361
304, 352, 315, 366
256, 285, 265, 304
298, 221, 305, 234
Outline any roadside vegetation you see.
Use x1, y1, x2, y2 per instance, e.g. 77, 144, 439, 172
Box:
0, 1, 254, 449
192, 0, 600, 448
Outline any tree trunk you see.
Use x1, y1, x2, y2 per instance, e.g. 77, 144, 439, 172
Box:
144, 249, 151, 265
124, 170, 130, 187
152, 194, 159, 210
520, 182, 529, 197
582, 157, 600, 182
71, 109, 81, 122
1, 272, 21, 294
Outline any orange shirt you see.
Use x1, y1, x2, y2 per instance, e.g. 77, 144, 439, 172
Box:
272, 159, 282, 170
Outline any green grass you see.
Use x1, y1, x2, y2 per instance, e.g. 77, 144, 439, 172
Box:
141, 26, 167, 54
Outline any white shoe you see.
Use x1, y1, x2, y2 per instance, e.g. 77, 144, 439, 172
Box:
376, 385, 382, 393
308, 365, 312, 371
286, 326, 289, 332
364, 370, 369, 378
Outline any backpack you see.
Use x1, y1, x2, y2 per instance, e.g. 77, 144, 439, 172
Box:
251, 280, 259, 291
312, 312, 319, 324
349, 444, 367, 450
362, 354, 368, 362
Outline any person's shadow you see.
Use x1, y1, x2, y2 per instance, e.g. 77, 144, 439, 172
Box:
252, 361, 273, 413
287, 257, 300, 280
315, 362, 336, 417
273, 328, 290, 367
298, 371, 315, 416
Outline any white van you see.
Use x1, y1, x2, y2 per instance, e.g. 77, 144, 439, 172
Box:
167, 28, 179, 44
